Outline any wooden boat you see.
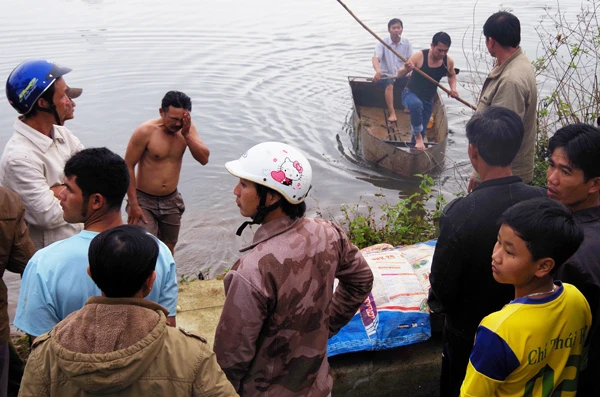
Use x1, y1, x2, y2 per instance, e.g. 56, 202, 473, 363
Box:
348, 76, 448, 176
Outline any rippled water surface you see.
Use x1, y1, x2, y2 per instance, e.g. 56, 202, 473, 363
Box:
0, 0, 584, 312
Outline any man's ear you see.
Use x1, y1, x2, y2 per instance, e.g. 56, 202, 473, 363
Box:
142, 271, 157, 297
37, 97, 50, 110
86, 266, 92, 278
534, 257, 555, 278
266, 191, 282, 207
587, 176, 600, 194
468, 144, 479, 161
91, 193, 105, 210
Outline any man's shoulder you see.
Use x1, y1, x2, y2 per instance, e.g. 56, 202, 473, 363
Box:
31, 232, 90, 265
0, 187, 23, 210
135, 119, 162, 134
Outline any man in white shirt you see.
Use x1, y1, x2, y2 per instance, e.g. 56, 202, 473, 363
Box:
372, 18, 414, 123
0, 60, 84, 249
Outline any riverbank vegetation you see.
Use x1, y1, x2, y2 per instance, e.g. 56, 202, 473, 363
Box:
326, 174, 445, 248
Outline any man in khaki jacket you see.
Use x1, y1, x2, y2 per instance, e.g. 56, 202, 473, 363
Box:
19, 225, 237, 397
469, 11, 537, 191
0, 187, 35, 397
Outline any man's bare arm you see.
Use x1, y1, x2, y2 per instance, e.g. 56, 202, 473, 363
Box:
124, 128, 150, 224
447, 57, 459, 98
372, 55, 382, 82
182, 111, 210, 165
397, 51, 422, 78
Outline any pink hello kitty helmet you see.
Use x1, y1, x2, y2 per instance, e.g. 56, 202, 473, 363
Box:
225, 142, 312, 205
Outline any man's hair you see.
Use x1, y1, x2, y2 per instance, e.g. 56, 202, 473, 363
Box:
483, 11, 521, 48
161, 91, 192, 112
499, 198, 583, 272
89, 225, 158, 298
64, 148, 129, 211
255, 183, 306, 219
388, 18, 403, 30
466, 106, 524, 167
549, 123, 600, 181
23, 83, 56, 120
432, 32, 451, 47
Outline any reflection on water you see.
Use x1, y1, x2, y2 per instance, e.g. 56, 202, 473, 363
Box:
0, 0, 582, 312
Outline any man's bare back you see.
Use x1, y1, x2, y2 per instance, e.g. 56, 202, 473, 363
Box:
125, 96, 209, 252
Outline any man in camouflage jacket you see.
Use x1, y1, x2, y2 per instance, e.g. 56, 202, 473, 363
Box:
214, 142, 374, 396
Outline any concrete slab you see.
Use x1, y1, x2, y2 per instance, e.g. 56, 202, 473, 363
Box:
177, 279, 443, 397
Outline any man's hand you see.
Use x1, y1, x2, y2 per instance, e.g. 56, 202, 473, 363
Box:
50, 185, 64, 198
128, 204, 148, 225
448, 89, 459, 99
372, 71, 382, 83
403, 61, 414, 73
181, 110, 191, 137
467, 176, 480, 193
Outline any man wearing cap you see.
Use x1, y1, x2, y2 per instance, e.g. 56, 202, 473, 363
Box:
0, 60, 84, 249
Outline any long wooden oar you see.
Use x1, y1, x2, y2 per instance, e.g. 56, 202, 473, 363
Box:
336, 0, 477, 111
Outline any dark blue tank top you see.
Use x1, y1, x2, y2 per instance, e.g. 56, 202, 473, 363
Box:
407, 49, 448, 100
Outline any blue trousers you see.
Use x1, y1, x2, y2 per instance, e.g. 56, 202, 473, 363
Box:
401, 88, 433, 145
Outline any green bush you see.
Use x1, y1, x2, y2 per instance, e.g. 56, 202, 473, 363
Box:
333, 175, 445, 248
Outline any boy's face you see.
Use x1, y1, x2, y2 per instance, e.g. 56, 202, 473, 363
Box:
491, 224, 553, 287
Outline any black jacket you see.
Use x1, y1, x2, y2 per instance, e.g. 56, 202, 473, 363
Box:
428, 176, 545, 339
554, 206, 600, 397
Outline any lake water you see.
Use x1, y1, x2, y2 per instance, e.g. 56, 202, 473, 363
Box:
0, 0, 585, 317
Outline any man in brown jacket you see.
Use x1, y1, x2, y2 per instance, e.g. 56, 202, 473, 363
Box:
19, 225, 237, 397
0, 188, 35, 397
214, 142, 374, 397
469, 12, 537, 191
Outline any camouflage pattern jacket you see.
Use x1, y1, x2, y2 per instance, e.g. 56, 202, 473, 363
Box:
214, 216, 373, 397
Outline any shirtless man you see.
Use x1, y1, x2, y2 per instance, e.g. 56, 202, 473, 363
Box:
125, 91, 209, 253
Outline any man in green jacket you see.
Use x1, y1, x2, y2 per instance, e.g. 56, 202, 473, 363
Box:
19, 225, 237, 397
469, 11, 537, 191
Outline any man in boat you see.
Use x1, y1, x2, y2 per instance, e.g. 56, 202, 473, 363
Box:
428, 107, 545, 397
214, 142, 373, 396
0, 59, 84, 250
546, 123, 600, 397
469, 12, 537, 191
125, 91, 210, 254
397, 32, 459, 150
14, 148, 178, 343
371, 18, 413, 125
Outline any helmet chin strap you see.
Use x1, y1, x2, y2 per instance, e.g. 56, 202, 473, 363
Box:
37, 103, 62, 126
236, 195, 281, 236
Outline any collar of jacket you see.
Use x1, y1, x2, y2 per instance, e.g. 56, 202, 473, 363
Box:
14, 117, 66, 153
85, 296, 170, 317
472, 175, 523, 192
574, 205, 600, 224
488, 47, 524, 79
239, 215, 301, 253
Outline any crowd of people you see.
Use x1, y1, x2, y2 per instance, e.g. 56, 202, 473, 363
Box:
0, 8, 597, 397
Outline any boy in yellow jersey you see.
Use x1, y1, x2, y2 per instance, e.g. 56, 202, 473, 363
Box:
461, 198, 591, 397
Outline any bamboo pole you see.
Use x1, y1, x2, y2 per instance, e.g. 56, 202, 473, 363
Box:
336, 0, 477, 111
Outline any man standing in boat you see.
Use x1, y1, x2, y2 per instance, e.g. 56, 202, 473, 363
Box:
469, 12, 537, 191
125, 91, 210, 254
397, 32, 459, 150
371, 18, 413, 125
